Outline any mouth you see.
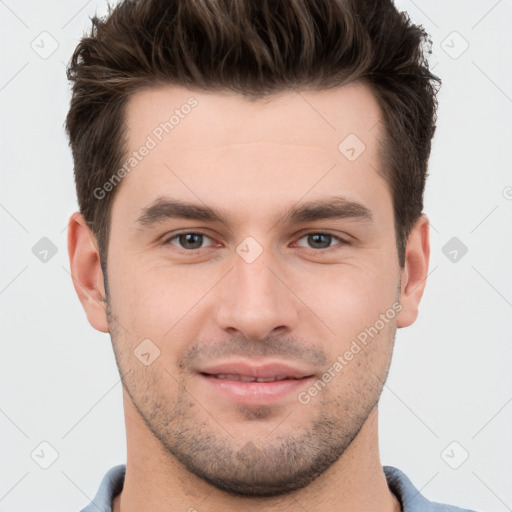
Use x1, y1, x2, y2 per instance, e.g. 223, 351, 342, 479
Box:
198, 360, 315, 380
203, 373, 304, 382
196, 361, 316, 405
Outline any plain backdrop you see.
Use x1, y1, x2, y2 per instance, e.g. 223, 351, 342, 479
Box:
1, 1, 511, 511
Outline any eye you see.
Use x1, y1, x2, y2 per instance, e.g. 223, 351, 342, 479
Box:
294, 232, 348, 250
164, 232, 215, 250
162, 231, 348, 252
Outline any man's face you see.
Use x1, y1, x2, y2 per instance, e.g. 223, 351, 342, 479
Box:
101, 82, 407, 496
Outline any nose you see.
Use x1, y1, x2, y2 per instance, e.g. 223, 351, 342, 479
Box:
214, 246, 300, 341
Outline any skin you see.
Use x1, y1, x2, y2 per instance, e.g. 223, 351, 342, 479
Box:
68, 81, 429, 512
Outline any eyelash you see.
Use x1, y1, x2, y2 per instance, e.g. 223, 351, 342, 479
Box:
162, 231, 349, 252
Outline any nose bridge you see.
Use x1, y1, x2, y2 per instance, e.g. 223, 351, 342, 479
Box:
236, 249, 279, 302
214, 238, 299, 338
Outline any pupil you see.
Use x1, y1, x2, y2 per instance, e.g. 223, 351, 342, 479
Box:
180, 233, 202, 249
309, 234, 331, 248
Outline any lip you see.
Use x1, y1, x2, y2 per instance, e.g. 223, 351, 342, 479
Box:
198, 361, 315, 380
197, 360, 316, 406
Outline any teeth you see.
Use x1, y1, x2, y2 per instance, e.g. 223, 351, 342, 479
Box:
213, 374, 289, 382
256, 376, 288, 382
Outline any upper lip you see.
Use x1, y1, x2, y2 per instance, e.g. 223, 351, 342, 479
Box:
198, 360, 316, 379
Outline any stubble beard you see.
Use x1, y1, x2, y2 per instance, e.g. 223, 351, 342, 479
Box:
106, 299, 395, 497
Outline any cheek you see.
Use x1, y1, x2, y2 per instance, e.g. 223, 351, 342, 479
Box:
108, 258, 218, 342
291, 260, 399, 337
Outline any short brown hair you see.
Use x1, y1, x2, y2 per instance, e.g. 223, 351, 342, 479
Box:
66, 0, 440, 271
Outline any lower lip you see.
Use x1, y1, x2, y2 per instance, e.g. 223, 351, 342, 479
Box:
200, 374, 313, 405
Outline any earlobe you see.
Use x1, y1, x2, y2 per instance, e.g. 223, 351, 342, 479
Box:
67, 212, 109, 333
396, 214, 430, 328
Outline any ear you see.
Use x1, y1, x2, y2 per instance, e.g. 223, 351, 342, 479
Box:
396, 214, 430, 328
67, 212, 109, 333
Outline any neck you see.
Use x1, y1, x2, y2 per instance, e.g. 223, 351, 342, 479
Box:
113, 395, 401, 512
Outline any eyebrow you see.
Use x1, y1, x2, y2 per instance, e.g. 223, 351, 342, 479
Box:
135, 195, 373, 229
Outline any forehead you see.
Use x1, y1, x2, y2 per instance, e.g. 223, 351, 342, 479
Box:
124, 81, 383, 155
113, 82, 388, 228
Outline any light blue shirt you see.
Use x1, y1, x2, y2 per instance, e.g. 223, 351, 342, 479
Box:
80, 464, 479, 512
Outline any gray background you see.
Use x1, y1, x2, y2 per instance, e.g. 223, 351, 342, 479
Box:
1, 1, 511, 511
